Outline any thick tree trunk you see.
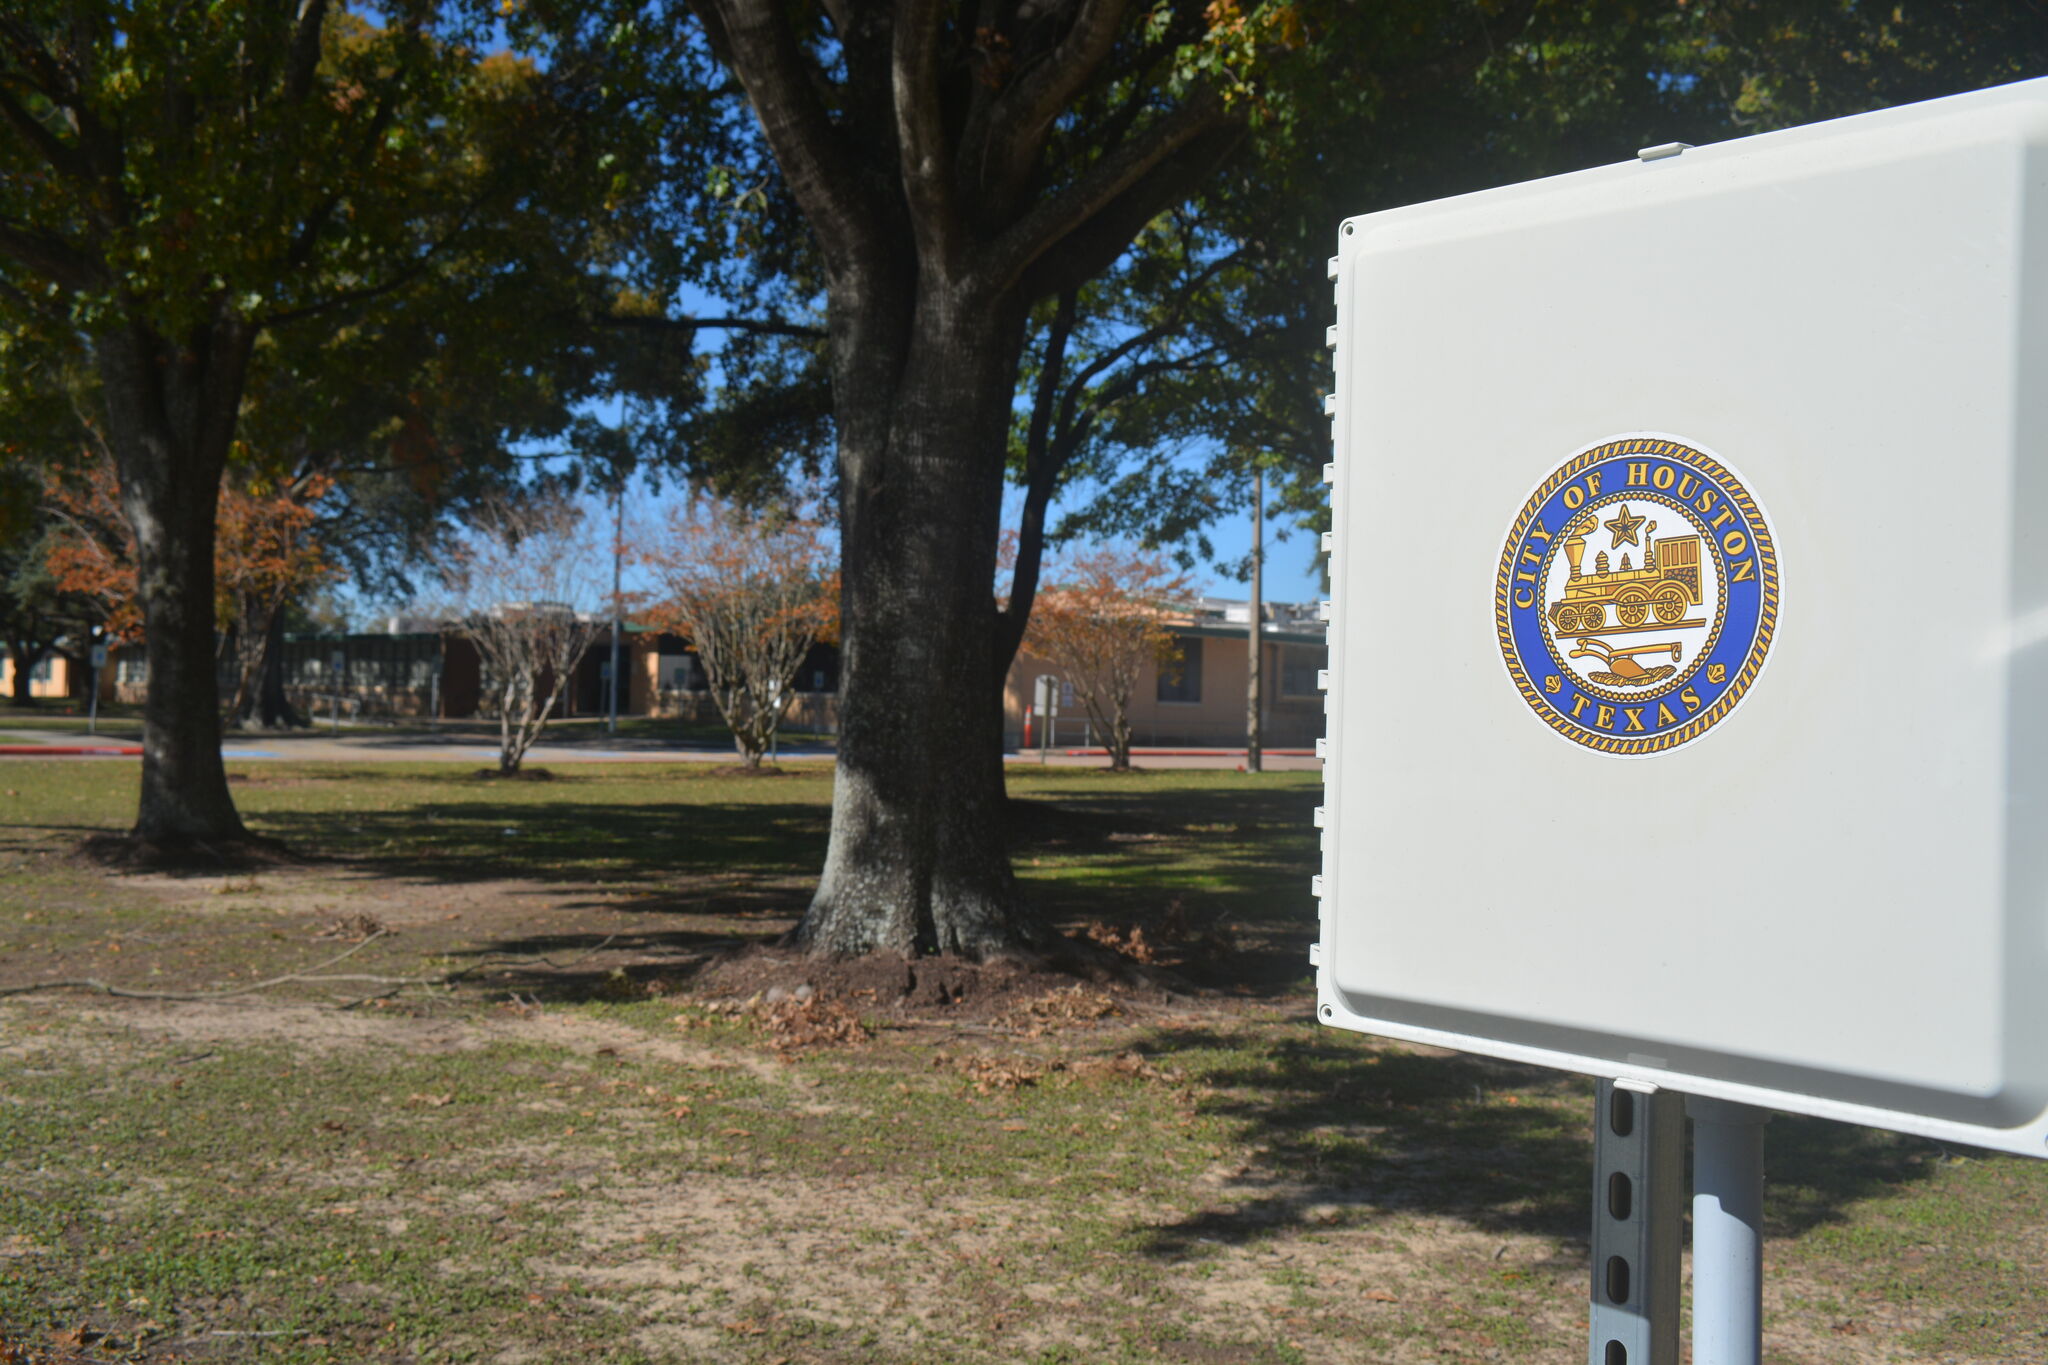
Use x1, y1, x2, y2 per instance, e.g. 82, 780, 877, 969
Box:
1109, 711, 1133, 772
797, 280, 1045, 958
256, 608, 304, 728
97, 319, 252, 845
7, 642, 48, 705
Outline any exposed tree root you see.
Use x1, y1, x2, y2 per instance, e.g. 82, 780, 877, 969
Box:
73, 829, 304, 873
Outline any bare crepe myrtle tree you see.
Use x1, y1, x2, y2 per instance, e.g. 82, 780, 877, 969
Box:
442, 493, 605, 775
640, 500, 837, 769
1024, 546, 1192, 772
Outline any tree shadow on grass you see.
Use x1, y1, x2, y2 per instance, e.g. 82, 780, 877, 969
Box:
1123, 1023, 1950, 1262
248, 797, 833, 889
428, 922, 785, 1005
1005, 784, 1321, 993
241, 780, 1323, 985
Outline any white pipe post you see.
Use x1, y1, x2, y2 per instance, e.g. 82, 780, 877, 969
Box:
1687, 1096, 1769, 1365
608, 478, 623, 737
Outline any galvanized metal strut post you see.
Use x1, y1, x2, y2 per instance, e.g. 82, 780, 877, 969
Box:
1687, 1096, 1769, 1365
1587, 1081, 1683, 1365
1586, 1084, 1769, 1365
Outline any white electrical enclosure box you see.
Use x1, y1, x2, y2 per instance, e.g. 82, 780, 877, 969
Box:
1316, 78, 2048, 1157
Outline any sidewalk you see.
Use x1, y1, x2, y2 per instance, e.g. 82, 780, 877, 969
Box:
0, 725, 1316, 771
0, 724, 831, 766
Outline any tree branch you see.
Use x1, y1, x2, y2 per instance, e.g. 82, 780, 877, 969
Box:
599, 313, 827, 341
0, 82, 86, 181
891, 0, 959, 269
283, 0, 332, 104
690, 0, 883, 280
1017, 119, 1242, 300
973, 0, 1131, 211
0, 220, 100, 292
981, 92, 1228, 296
1380, 0, 1541, 101
996, 288, 1078, 673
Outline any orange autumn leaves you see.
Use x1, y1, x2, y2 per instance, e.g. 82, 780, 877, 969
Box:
42, 458, 338, 647
1024, 546, 1192, 771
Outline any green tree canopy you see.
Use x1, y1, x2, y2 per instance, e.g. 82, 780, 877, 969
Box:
0, 1, 633, 848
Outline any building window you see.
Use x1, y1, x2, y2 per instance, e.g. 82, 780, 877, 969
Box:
1156, 636, 1202, 703
1279, 645, 1324, 698
117, 654, 147, 686
29, 655, 54, 683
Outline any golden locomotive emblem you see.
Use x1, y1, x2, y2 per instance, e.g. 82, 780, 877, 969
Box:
1548, 506, 1704, 636
1547, 505, 1705, 687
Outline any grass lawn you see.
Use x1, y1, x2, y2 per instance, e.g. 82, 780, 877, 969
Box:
1, 761, 2044, 1363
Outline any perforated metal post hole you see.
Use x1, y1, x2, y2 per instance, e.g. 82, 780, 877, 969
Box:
1588, 1081, 1682, 1365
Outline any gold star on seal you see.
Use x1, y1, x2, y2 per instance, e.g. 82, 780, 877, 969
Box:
1604, 503, 1646, 548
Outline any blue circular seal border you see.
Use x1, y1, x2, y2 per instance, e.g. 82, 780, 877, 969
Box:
1495, 433, 1781, 756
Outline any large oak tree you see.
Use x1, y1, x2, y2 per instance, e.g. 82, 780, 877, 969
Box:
644, 0, 1561, 958
676, 0, 1259, 955
0, 2, 602, 849
620, 0, 2048, 962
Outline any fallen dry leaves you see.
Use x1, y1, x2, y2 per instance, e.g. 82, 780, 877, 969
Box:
936, 1048, 1184, 1094
991, 983, 1123, 1036
1082, 920, 1157, 963
314, 912, 395, 942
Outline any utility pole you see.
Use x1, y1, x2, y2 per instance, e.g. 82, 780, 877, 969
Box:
607, 475, 623, 737
608, 400, 633, 738
1246, 465, 1263, 773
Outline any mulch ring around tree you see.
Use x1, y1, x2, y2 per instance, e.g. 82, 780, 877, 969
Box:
688, 936, 1203, 1027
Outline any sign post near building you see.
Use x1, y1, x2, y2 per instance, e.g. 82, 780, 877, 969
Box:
1032, 674, 1060, 764
1315, 79, 2048, 1364
87, 640, 106, 735
328, 647, 345, 734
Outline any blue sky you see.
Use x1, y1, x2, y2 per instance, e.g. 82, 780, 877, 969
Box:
524, 379, 1329, 613
464, 471, 1326, 622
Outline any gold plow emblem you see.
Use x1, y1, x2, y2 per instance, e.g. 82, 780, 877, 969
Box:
1547, 507, 1702, 685
1568, 637, 1680, 687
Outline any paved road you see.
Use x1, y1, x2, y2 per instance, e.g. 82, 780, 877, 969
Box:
0, 726, 1318, 772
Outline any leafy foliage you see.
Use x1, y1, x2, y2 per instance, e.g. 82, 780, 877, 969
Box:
41, 456, 340, 711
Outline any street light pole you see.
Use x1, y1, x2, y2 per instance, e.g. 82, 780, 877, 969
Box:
1246, 466, 1263, 773
608, 475, 623, 738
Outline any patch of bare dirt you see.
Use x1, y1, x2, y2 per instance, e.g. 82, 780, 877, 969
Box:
522, 1173, 1110, 1357
4, 998, 797, 1086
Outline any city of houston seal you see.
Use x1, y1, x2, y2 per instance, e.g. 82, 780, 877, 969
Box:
1496, 434, 1780, 755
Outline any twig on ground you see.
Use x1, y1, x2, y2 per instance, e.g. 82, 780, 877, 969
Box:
0, 932, 392, 1002
0, 931, 626, 1012
464, 933, 621, 972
